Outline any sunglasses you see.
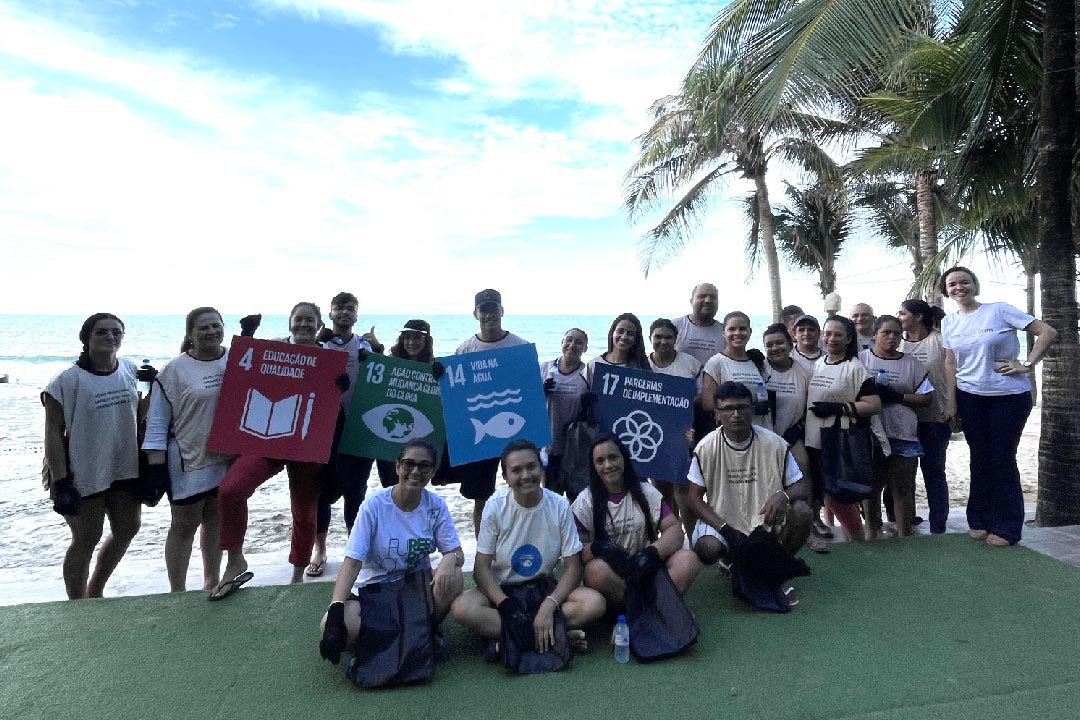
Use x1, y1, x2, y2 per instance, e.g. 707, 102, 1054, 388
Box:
399, 459, 435, 473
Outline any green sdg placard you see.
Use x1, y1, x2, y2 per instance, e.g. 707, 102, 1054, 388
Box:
339, 354, 446, 463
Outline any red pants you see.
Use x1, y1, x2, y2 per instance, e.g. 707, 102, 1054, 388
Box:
218, 456, 321, 567
823, 495, 864, 537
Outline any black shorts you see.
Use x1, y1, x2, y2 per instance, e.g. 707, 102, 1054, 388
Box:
455, 457, 501, 500
169, 487, 219, 506
84, 477, 141, 501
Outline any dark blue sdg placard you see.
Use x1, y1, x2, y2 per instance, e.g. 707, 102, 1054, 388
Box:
437, 343, 552, 466
593, 365, 696, 483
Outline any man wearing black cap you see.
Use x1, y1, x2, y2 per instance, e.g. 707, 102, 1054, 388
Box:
453, 289, 529, 536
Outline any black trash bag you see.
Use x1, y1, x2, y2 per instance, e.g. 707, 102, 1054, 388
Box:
623, 566, 699, 662
558, 402, 599, 498
499, 577, 571, 675
346, 567, 437, 688
729, 526, 811, 613
819, 418, 875, 504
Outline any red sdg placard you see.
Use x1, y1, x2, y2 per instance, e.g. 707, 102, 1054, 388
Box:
207, 336, 347, 463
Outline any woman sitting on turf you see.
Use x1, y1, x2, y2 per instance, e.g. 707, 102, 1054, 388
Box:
318, 439, 464, 686
450, 439, 606, 673
574, 434, 701, 607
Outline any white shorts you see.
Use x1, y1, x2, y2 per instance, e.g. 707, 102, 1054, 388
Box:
691, 521, 729, 549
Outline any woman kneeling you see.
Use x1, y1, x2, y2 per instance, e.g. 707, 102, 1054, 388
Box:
319, 439, 464, 687
451, 439, 606, 673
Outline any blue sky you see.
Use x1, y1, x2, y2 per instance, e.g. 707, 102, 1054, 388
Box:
0, 0, 1028, 318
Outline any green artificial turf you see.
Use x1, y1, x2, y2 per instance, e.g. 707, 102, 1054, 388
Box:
4, 535, 1080, 720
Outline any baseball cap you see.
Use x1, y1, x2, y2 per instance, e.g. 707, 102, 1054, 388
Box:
793, 314, 820, 328
474, 289, 502, 309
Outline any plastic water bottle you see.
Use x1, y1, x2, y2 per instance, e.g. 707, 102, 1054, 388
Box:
613, 614, 630, 663
137, 359, 153, 397
755, 380, 768, 404
876, 368, 888, 387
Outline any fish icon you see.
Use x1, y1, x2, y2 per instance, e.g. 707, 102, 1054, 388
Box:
470, 411, 526, 444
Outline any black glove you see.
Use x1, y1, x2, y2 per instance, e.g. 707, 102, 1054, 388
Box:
317, 328, 335, 344
142, 463, 170, 507
497, 595, 535, 650
809, 401, 856, 419
543, 377, 556, 395
136, 363, 158, 384
719, 523, 749, 549
320, 602, 349, 664
628, 545, 664, 583
752, 399, 771, 416
580, 391, 599, 409
431, 361, 445, 380
590, 540, 633, 579
239, 314, 262, 337
52, 475, 81, 516
746, 348, 766, 370
335, 373, 350, 393
356, 347, 368, 363
876, 384, 905, 405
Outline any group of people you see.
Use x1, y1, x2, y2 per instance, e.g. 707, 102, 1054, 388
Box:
42, 267, 1056, 680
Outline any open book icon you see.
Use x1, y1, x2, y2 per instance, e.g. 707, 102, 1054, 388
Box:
240, 389, 315, 440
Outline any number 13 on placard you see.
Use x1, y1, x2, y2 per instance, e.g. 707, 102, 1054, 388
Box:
445, 364, 466, 387
601, 373, 618, 395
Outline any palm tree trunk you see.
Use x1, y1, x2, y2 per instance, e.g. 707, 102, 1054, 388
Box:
1035, 0, 1080, 527
754, 175, 783, 322
1022, 256, 1038, 406
915, 171, 939, 305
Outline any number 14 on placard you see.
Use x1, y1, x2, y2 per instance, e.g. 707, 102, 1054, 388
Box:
445, 364, 467, 387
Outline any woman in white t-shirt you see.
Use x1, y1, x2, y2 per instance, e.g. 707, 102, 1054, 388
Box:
805, 316, 883, 541
586, 313, 650, 385
859, 316, 933, 539
939, 266, 1057, 546
43, 313, 142, 599
701, 311, 770, 430
539, 327, 590, 500
318, 439, 464, 669
142, 307, 232, 592
573, 435, 701, 609
451, 439, 606, 666
898, 298, 951, 533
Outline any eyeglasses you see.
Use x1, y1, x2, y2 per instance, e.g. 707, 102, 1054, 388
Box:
716, 404, 752, 415
399, 459, 435, 473
92, 329, 125, 337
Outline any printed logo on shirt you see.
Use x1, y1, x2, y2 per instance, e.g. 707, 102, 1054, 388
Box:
405, 537, 435, 569
510, 544, 543, 577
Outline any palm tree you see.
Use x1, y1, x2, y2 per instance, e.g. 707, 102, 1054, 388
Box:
768, 180, 850, 298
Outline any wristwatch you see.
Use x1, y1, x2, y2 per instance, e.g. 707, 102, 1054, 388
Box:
1021, 360, 1033, 369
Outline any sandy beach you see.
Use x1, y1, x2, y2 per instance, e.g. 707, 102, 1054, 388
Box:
0, 368, 1045, 606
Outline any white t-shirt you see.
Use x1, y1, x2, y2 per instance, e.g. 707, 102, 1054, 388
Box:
143, 351, 231, 471
344, 487, 461, 588
672, 315, 726, 366
649, 351, 702, 379
454, 331, 528, 355
703, 353, 772, 430
476, 487, 582, 585
941, 303, 1035, 396
900, 330, 949, 423
804, 356, 873, 450
688, 427, 802, 536
792, 348, 823, 374
322, 333, 374, 410
44, 359, 141, 496
571, 483, 664, 554
858, 350, 933, 443
585, 353, 648, 387
538, 358, 590, 455
763, 359, 811, 436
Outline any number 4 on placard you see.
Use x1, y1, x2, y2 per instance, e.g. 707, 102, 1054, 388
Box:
446, 364, 466, 387
238, 347, 254, 371
602, 373, 618, 395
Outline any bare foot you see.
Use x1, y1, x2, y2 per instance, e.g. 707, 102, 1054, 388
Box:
568, 629, 589, 653
290, 565, 305, 584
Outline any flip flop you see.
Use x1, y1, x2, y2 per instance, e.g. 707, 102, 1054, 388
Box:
208, 571, 254, 601
806, 535, 830, 554
305, 560, 326, 577
811, 519, 834, 539
784, 586, 800, 606
986, 533, 1011, 547
567, 629, 589, 653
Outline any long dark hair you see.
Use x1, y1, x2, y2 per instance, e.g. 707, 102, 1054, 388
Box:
605, 313, 649, 369
824, 316, 859, 360
180, 306, 223, 354
900, 298, 945, 333
77, 313, 124, 370
390, 319, 434, 363
586, 434, 657, 544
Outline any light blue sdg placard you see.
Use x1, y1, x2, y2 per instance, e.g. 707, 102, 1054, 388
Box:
593, 365, 695, 483
437, 343, 552, 466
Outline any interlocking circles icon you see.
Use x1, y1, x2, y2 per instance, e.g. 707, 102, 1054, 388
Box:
612, 410, 664, 463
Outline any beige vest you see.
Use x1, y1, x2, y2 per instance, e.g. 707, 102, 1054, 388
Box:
694, 428, 789, 536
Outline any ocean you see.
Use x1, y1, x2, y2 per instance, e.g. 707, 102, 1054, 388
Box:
0, 312, 773, 602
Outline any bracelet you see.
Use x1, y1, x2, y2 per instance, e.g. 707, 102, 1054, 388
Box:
776, 489, 791, 503
543, 595, 560, 609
